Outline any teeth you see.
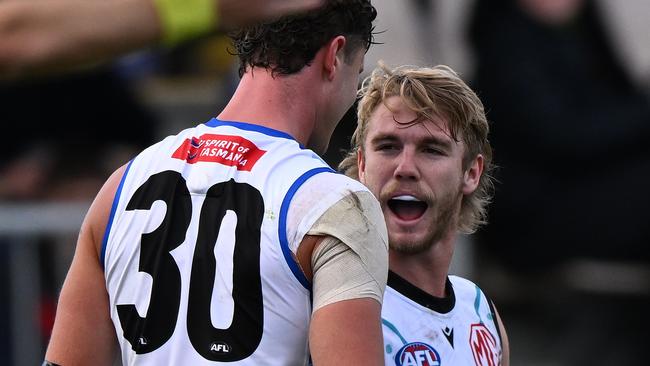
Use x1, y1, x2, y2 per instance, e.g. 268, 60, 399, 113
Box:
392, 195, 420, 202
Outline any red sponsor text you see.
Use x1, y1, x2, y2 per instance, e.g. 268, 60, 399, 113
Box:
172, 134, 266, 171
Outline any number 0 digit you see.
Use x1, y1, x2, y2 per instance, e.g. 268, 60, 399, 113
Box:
188, 179, 264, 361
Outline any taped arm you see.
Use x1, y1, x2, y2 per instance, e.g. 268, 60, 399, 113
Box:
303, 191, 389, 365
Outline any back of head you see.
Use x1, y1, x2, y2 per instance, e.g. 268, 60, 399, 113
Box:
340, 63, 495, 234
229, 0, 377, 77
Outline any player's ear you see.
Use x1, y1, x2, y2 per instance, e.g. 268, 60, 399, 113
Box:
323, 36, 347, 81
357, 148, 366, 183
462, 154, 483, 195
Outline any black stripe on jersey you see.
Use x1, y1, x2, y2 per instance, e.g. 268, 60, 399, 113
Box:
387, 271, 455, 313
486, 297, 503, 346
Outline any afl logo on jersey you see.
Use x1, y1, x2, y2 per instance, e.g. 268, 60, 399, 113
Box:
469, 323, 499, 366
394, 342, 441, 366
210, 341, 231, 354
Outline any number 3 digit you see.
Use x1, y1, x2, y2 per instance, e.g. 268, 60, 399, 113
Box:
117, 171, 190, 353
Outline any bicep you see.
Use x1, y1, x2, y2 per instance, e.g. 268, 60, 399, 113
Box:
305, 190, 389, 310
310, 236, 384, 311
309, 298, 384, 366
45, 224, 118, 365
45, 165, 127, 365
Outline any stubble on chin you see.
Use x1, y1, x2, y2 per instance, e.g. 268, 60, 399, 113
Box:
388, 228, 435, 254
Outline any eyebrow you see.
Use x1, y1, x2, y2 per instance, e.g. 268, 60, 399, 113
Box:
421, 135, 454, 151
369, 133, 454, 151
368, 133, 398, 145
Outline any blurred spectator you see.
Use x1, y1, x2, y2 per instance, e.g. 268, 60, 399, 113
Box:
0, 62, 160, 362
468, 0, 650, 364
0, 66, 157, 201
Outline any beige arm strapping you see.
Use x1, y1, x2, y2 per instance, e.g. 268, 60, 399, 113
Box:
308, 191, 389, 312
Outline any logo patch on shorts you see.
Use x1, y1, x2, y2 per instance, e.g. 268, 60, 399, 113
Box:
394, 342, 441, 366
469, 323, 499, 366
172, 134, 266, 171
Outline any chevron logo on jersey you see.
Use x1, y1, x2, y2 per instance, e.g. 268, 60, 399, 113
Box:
172, 133, 266, 171
469, 323, 499, 366
394, 342, 441, 366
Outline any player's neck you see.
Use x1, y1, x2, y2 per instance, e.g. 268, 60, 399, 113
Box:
218, 69, 318, 147
388, 236, 455, 298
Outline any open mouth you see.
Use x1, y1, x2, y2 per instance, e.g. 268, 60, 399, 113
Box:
387, 195, 428, 221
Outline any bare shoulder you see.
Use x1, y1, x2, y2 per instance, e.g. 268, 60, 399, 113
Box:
84, 163, 129, 258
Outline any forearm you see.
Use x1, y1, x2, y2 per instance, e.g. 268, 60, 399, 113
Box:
310, 298, 384, 365
0, 0, 161, 79
0, 0, 325, 79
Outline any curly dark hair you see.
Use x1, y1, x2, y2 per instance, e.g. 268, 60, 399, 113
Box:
229, 0, 377, 77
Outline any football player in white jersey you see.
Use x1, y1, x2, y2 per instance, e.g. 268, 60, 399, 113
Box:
45, 1, 389, 365
340, 63, 511, 366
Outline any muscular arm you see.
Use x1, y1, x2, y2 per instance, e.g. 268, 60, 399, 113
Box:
44, 165, 127, 365
296, 191, 389, 365
0, 0, 322, 80
0, 0, 161, 80
310, 296, 384, 365
298, 235, 385, 366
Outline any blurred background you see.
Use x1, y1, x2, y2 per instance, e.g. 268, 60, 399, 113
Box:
1, 0, 649, 365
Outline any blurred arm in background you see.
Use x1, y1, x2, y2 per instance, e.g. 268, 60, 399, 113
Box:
0, 0, 322, 80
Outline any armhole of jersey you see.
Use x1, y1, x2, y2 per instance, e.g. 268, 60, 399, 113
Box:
484, 291, 503, 347
278, 166, 335, 290
382, 318, 408, 346
100, 159, 134, 270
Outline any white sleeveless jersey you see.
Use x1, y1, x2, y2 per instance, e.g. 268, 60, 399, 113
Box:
382, 272, 503, 366
101, 118, 373, 365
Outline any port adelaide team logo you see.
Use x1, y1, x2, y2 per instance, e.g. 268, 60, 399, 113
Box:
394, 342, 441, 366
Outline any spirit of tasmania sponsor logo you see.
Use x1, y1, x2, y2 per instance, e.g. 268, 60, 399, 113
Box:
172, 134, 266, 171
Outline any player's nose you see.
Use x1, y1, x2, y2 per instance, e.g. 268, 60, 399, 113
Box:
393, 149, 419, 181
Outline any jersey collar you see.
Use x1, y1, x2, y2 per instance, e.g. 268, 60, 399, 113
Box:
387, 270, 455, 314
